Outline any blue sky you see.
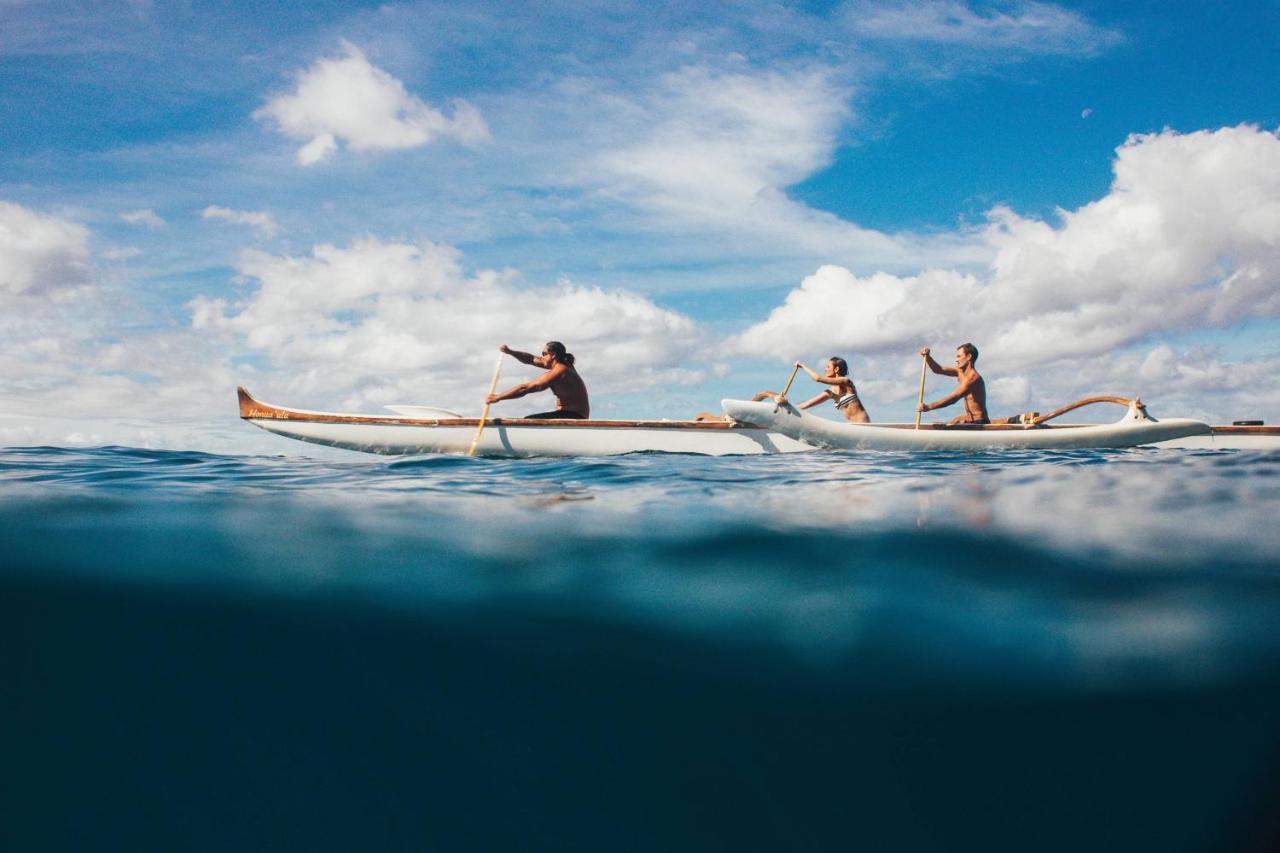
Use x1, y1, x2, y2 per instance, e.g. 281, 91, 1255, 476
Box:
2, 0, 1279, 449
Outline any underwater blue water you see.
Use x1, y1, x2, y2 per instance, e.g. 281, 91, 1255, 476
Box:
4, 445, 1280, 851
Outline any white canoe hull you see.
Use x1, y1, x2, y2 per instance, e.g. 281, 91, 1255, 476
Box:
250, 417, 814, 457
239, 388, 811, 457
721, 399, 1213, 451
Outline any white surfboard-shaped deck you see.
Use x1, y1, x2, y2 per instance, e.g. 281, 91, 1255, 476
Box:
720, 399, 1213, 451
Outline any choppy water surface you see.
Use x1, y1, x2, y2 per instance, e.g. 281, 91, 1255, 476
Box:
5, 445, 1280, 851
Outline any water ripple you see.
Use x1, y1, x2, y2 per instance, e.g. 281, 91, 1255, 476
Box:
3, 444, 1280, 690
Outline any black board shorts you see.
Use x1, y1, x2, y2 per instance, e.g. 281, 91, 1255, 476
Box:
524, 410, 587, 419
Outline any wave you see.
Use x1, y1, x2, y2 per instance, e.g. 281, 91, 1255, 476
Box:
3, 444, 1280, 693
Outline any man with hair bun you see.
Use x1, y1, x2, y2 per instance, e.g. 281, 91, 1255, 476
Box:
487, 341, 590, 419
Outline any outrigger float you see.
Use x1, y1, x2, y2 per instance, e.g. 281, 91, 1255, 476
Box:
239, 387, 1279, 456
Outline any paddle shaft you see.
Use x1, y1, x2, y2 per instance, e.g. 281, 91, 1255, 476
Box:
779, 363, 802, 399
914, 355, 928, 429
466, 355, 505, 457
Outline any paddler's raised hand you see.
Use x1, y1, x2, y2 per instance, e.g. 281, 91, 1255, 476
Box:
917, 401, 930, 413
486, 393, 502, 404
499, 344, 512, 355
919, 346, 930, 358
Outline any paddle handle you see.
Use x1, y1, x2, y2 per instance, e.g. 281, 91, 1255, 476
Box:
466, 355, 505, 457
779, 362, 802, 400
914, 355, 927, 430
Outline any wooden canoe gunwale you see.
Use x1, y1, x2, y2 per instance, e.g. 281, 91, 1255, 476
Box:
238, 387, 1277, 437
1208, 425, 1280, 435
238, 386, 755, 431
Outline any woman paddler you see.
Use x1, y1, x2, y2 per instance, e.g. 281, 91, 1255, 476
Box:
486, 341, 590, 419
695, 356, 870, 423
778, 357, 871, 423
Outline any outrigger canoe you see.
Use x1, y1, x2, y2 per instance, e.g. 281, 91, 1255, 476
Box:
722, 398, 1213, 451
239, 387, 1278, 456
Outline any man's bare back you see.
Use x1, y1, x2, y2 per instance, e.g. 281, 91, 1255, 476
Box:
539, 361, 589, 417
917, 344, 989, 425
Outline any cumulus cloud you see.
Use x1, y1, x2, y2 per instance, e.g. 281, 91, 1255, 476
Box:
190, 236, 705, 413
847, 0, 1122, 56
732, 126, 1280, 382
0, 200, 92, 299
254, 41, 489, 166
1018, 345, 1280, 423
121, 208, 164, 228
201, 205, 278, 237
0, 230, 255, 448
0, 329, 259, 451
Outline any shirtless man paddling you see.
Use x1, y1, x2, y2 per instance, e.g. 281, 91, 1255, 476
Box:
487, 341, 590, 419
916, 343, 989, 425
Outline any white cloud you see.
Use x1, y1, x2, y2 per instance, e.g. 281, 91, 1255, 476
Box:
191, 236, 705, 413
201, 205, 279, 237
0, 329, 263, 451
590, 63, 928, 266
1006, 346, 1280, 424
847, 0, 1122, 55
0, 200, 92, 299
297, 133, 337, 166
254, 40, 489, 166
731, 264, 981, 357
121, 208, 165, 228
601, 65, 847, 205
732, 126, 1280, 377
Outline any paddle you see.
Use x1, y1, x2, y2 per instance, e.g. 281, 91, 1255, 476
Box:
466, 354, 505, 457
775, 361, 802, 410
914, 354, 927, 430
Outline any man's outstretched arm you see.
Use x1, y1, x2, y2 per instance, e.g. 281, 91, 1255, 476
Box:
499, 344, 547, 367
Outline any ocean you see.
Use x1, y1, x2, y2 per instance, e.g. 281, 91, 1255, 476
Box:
5, 444, 1280, 851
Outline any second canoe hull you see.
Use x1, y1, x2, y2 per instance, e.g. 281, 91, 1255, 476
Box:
720, 399, 1213, 451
